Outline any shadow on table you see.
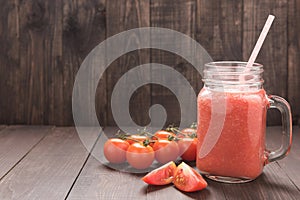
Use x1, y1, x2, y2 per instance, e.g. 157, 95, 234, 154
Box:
142, 172, 300, 199
142, 184, 213, 199
220, 172, 300, 199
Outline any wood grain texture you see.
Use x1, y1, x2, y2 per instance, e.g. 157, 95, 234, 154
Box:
66, 126, 300, 200
0, 126, 52, 179
276, 127, 300, 188
106, 0, 150, 126
221, 163, 300, 199
0, 1, 299, 126
0, 127, 90, 200
68, 127, 224, 200
67, 127, 146, 200
0, 0, 63, 124
0, 0, 106, 126
0, 0, 18, 124
0, 125, 6, 131
68, 155, 148, 200
62, 0, 106, 126
288, 0, 300, 125
0, 126, 299, 199
196, 0, 243, 61
151, 0, 198, 127
243, 0, 288, 125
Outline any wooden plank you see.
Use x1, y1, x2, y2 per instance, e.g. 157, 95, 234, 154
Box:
62, 0, 107, 126
288, 0, 300, 125
276, 127, 300, 188
68, 126, 225, 200
0, 1, 295, 127
106, 0, 150, 126
0, 0, 8, 123
0, 0, 22, 124
243, 0, 288, 125
196, 0, 243, 61
0, 0, 64, 124
67, 127, 147, 200
151, 0, 198, 127
0, 127, 91, 200
68, 157, 224, 199
69, 126, 300, 199
0, 126, 52, 179
0, 1, 294, 127
0, 125, 6, 131
221, 163, 300, 199
0, 0, 59, 124
68, 155, 149, 200
0, 0, 106, 126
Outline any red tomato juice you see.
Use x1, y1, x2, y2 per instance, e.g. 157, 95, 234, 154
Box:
196, 88, 269, 179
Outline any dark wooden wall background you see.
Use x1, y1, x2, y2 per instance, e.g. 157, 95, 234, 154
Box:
0, 0, 299, 126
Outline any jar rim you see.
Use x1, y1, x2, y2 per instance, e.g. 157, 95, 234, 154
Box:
205, 61, 263, 68
204, 61, 263, 75
203, 61, 264, 90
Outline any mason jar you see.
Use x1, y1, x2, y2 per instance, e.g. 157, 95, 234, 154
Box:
196, 61, 292, 183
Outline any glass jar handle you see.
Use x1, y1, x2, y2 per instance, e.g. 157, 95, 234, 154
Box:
266, 95, 292, 163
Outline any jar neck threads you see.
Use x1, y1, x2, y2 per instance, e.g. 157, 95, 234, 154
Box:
203, 61, 264, 91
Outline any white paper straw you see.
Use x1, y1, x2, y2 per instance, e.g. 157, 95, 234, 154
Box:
246, 15, 275, 69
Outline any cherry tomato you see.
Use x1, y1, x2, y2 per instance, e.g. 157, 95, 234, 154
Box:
178, 138, 198, 161
179, 128, 197, 138
142, 161, 177, 185
126, 143, 155, 169
103, 138, 130, 164
153, 140, 180, 164
126, 135, 148, 145
173, 162, 207, 192
153, 130, 176, 140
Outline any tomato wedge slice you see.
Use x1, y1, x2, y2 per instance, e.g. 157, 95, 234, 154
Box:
173, 162, 207, 192
142, 161, 177, 185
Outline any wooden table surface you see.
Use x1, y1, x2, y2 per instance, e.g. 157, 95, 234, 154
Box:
0, 125, 299, 200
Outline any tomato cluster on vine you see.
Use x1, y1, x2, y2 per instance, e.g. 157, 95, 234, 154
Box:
103, 124, 198, 170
